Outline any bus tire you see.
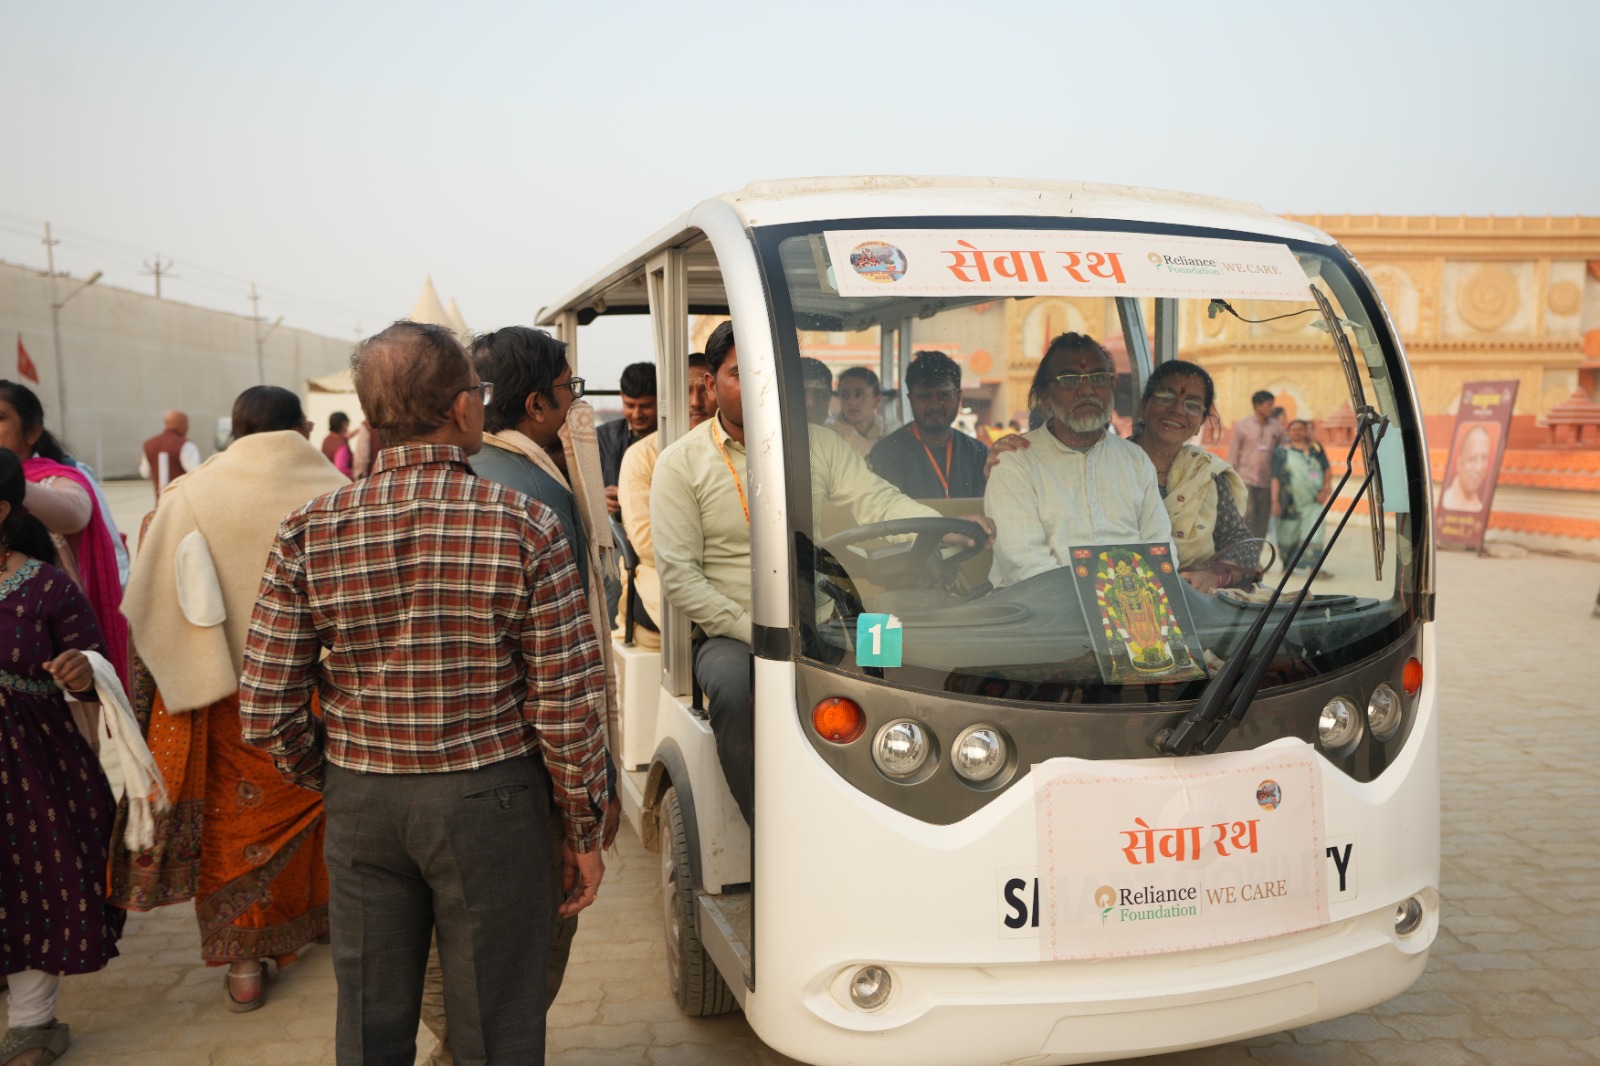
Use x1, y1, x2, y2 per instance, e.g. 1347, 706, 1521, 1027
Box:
660, 784, 736, 1016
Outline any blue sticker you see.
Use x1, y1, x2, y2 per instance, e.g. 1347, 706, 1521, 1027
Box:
856, 613, 903, 668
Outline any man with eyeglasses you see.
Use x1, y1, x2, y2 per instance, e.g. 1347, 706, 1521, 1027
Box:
984, 332, 1171, 589
240, 321, 608, 1065
868, 350, 989, 499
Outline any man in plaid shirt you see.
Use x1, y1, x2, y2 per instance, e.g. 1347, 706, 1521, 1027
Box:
240, 320, 608, 1065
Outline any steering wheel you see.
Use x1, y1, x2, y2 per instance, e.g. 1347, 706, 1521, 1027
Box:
815, 517, 988, 596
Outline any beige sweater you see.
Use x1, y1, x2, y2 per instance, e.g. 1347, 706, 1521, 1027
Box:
120, 430, 348, 711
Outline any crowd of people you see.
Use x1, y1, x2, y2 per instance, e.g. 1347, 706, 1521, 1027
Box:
2, 317, 1353, 1065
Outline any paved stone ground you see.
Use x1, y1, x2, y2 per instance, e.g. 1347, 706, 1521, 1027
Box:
37, 484, 1599, 1063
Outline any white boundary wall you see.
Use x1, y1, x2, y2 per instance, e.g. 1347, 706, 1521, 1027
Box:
1, 260, 357, 478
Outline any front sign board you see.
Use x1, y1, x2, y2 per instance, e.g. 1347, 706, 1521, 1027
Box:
823, 229, 1313, 301
1033, 741, 1327, 960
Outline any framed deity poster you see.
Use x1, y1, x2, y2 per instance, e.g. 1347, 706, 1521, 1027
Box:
1068, 543, 1207, 685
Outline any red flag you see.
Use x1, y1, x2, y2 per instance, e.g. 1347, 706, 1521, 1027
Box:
16, 335, 39, 384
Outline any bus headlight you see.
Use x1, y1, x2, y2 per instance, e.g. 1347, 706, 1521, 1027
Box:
952, 725, 1006, 783
848, 965, 893, 1011
1317, 696, 1362, 754
1367, 683, 1403, 741
873, 719, 930, 778
1394, 896, 1425, 937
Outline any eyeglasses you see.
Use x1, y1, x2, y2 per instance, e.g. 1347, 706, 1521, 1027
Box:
1052, 371, 1115, 390
552, 376, 586, 400
460, 382, 495, 406
1148, 391, 1208, 417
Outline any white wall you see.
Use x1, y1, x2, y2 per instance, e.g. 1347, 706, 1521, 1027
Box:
1, 260, 355, 477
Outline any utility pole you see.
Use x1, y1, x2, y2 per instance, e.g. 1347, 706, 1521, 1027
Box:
250, 283, 282, 385
42, 221, 102, 435
141, 254, 176, 297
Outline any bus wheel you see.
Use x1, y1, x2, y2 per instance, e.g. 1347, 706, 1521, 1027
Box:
659, 785, 736, 1016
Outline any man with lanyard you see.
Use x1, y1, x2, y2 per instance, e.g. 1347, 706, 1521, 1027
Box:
868, 350, 989, 500
651, 323, 989, 825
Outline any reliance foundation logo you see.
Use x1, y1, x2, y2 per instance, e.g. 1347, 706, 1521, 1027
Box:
1094, 883, 1199, 926
1147, 251, 1221, 277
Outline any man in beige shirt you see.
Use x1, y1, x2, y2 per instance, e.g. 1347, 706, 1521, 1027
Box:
616, 351, 718, 647
652, 323, 962, 824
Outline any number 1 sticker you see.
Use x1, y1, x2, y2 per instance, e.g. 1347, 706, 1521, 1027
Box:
856, 613, 903, 668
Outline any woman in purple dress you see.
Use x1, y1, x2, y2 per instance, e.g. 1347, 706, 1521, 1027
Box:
0, 448, 124, 1066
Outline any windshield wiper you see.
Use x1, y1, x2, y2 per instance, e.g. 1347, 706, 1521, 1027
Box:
1310, 284, 1386, 581
1154, 411, 1390, 757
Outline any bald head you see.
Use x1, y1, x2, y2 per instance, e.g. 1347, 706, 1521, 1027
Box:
353, 320, 479, 449
163, 410, 189, 436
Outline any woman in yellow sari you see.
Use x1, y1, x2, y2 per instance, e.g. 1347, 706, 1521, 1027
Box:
1129, 361, 1261, 593
114, 386, 348, 1011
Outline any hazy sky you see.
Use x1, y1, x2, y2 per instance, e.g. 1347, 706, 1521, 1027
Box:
3, 1, 1596, 387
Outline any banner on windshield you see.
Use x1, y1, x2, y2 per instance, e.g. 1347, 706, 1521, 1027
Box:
824, 229, 1312, 301
1435, 379, 1518, 551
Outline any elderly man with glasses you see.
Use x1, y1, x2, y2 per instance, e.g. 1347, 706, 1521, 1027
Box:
984, 332, 1172, 589
240, 321, 608, 1065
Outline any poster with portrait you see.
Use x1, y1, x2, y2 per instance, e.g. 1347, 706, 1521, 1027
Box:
1069, 543, 1207, 685
1435, 380, 1518, 551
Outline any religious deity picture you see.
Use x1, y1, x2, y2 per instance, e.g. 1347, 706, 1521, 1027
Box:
847, 240, 908, 284
1069, 543, 1207, 685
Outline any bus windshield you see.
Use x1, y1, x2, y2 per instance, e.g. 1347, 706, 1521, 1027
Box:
759, 220, 1425, 706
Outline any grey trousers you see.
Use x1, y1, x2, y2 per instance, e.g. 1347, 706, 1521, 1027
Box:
323, 757, 555, 1066
696, 636, 755, 825
419, 804, 578, 1066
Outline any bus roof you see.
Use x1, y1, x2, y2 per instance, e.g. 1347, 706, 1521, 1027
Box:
535, 176, 1335, 326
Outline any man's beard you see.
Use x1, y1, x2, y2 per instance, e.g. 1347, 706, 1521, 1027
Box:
1051, 396, 1110, 434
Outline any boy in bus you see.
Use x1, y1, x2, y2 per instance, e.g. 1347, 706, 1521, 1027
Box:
984, 331, 1172, 588
830, 365, 895, 457
868, 350, 989, 500
652, 322, 991, 824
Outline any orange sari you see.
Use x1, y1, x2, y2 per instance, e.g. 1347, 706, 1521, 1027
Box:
112, 659, 328, 964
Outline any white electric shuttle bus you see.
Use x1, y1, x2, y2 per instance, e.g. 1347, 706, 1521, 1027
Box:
537, 178, 1438, 1066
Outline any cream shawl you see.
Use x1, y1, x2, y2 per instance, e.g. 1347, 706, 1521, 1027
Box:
1165, 444, 1248, 570
120, 430, 349, 711
481, 400, 620, 754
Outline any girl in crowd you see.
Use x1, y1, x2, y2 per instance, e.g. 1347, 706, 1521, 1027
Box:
0, 380, 129, 692
0, 448, 124, 1066
1128, 361, 1263, 592
116, 386, 346, 1011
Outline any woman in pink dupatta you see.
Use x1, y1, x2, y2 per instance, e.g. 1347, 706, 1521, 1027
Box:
0, 381, 129, 691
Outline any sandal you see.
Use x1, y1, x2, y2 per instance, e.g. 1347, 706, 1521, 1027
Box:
0, 1020, 72, 1066
223, 963, 268, 1013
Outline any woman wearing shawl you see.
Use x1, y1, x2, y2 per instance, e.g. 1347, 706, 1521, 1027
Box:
0, 381, 129, 694
0, 449, 125, 1066
114, 386, 347, 1012
1272, 419, 1333, 578
1128, 362, 1262, 593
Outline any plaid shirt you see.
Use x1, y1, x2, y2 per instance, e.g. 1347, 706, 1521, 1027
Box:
239, 443, 609, 852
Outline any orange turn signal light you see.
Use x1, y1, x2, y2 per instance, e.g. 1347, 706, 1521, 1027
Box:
1402, 657, 1423, 696
812, 697, 866, 744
